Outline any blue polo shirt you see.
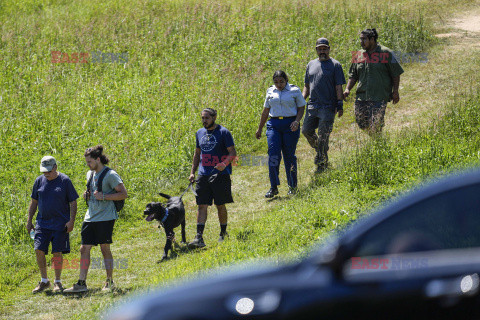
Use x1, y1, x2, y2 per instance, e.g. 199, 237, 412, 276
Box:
31, 173, 79, 231
304, 58, 346, 108
263, 83, 306, 117
196, 125, 235, 176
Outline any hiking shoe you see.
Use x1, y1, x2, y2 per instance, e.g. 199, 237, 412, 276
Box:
102, 279, 115, 292
287, 187, 297, 196
265, 187, 279, 198
218, 232, 229, 242
32, 281, 50, 294
53, 282, 64, 293
64, 283, 88, 293
188, 234, 206, 249
315, 165, 327, 174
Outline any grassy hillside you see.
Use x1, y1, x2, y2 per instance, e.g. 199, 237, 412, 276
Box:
0, 0, 435, 247
0, 0, 479, 318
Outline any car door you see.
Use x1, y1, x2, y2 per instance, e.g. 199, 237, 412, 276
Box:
339, 180, 480, 319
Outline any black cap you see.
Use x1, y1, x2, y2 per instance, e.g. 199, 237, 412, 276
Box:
315, 38, 330, 47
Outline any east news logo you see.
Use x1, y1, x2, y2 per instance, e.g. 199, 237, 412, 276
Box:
51, 51, 129, 63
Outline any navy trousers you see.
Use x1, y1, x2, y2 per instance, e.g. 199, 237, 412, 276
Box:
266, 117, 300, 189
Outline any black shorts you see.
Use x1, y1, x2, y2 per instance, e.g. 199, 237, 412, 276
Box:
81, 220, 115, 246
195, 174, 233, 206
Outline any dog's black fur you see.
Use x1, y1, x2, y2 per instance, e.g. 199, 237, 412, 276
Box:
144, 192, 187, 262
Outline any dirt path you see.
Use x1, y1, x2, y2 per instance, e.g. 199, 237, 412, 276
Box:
453, 15, 480, 33
436, 8, 480, 45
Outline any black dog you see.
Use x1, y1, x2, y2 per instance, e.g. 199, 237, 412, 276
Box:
144, 184, 195, 262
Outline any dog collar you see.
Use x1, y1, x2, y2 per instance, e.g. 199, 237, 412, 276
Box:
161, 208, 169, 223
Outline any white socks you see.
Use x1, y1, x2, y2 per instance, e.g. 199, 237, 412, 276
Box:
41, 278, 61, 283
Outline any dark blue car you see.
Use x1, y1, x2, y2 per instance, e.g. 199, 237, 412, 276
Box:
107, 168, 480, 320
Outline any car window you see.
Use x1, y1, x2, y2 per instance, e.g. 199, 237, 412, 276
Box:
352, 183, 480, 257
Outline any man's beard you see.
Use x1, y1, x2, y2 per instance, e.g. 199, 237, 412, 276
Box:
204, 121, 215, 129
89, 162, 100, 171
205, 121, 215, 129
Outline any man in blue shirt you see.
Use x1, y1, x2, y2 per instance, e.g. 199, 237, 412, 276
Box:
302, 38, 346, 173
188, 108, 237, 248
27, 156, 79, 293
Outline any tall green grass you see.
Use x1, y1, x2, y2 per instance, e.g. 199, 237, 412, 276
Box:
344, 91, 480, 189
0, 0, 479, 317
0, 0, 435, 244
5, 0, 474, 303
259, 90, 480, 260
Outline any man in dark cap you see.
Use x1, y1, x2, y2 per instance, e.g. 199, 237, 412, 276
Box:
302, 37, 346, 173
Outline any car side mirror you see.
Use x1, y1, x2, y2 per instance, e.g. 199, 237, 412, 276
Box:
312, 240, 351, 278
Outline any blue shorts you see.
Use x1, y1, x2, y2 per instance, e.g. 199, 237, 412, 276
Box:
34, 226, 70, 254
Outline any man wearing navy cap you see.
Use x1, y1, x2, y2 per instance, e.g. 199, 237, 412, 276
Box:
302, 37, 346, 173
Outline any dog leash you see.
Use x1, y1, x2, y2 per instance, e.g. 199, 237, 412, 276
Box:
179, 181, 197, 198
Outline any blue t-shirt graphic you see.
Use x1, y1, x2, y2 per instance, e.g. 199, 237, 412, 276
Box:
31, 173, 79, 231
196, 125, 235, 176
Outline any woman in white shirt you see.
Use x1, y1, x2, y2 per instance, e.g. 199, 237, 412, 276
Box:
256, 70, 306, 197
